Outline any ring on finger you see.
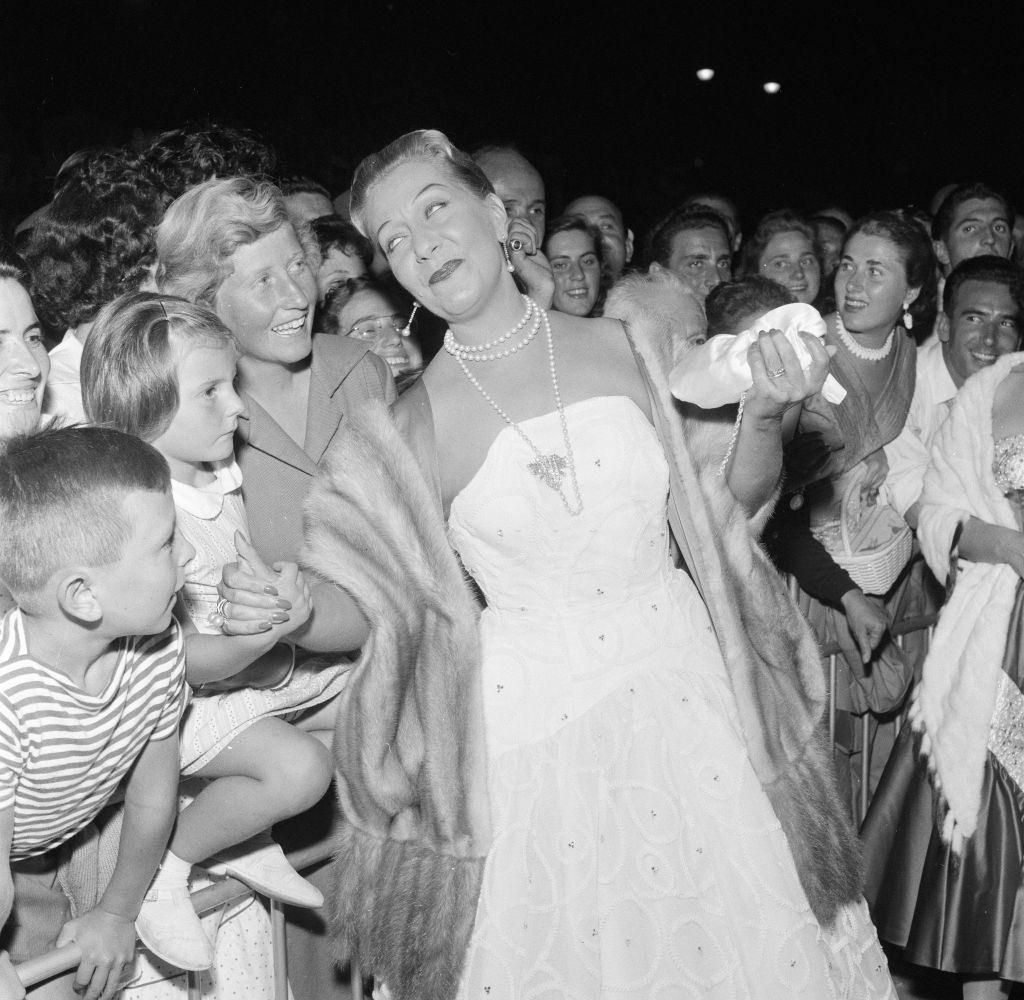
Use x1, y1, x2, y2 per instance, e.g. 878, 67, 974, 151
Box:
509, 238, 524, 252
767, 365, 787, 378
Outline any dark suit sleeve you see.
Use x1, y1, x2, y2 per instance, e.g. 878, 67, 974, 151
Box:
763, 502, 857, 607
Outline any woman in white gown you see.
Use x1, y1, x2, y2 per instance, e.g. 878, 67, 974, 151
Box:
241, 130, 897, 999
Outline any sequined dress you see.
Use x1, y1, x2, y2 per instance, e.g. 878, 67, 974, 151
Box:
863, 432, 1024, 981
447, 395, 895, 999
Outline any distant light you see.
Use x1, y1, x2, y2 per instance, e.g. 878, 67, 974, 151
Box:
763, 81, 781, 94
696, 68, 715, 82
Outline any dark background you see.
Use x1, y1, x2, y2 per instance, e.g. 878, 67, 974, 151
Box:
3, 0, 1023, 240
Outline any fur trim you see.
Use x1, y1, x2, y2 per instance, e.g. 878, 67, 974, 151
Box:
303, 402, 489, 1000
330, 824, 483, 1000
606, 271, 862, 926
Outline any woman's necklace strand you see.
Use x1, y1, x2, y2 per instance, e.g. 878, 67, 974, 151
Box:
443, 294, 535, 360
835, 313, 896, 362
449, 300, 583, 516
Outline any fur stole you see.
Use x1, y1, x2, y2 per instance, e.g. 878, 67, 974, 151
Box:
605, 272, 862, 926
911, 352, 1024, 849
302, 402, 489, 1000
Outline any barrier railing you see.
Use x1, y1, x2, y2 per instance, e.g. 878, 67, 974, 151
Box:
12, 839, 362, 1000
12, 610, 939, 998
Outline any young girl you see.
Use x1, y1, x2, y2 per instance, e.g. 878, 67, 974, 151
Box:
80, 291, 349, 970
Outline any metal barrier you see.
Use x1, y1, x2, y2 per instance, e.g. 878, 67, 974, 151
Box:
12, 610, 939, 998
12, 840, 363, 1000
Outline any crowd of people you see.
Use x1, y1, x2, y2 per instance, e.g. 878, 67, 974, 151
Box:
0, 120, 1022, 1000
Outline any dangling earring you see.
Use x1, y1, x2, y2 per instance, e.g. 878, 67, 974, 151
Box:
902, 306, 913, 331
402, 301, 420, 338
501, 239, 515, 273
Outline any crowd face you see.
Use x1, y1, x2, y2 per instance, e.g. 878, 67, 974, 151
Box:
661, 226, 732, 300
335, 288, 417, 377
814, 218, 845, 274
938, 197, 1013, 270
0, 279, 49, 439
317, 247, 368, 304
758, 231, 821, 305
364, 157, 507, 324
476, 149, 546, 242
150, 340, 245, 487
213, 225, 317, 368
835, 233, 917, 337
548, 229, 602, 317
940, 279, 1021, 388
564, 195, 632, 279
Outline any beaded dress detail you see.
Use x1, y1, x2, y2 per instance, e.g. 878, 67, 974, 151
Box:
446, 395, 894, 999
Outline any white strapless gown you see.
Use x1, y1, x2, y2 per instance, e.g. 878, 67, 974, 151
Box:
447, 396, 894, 1000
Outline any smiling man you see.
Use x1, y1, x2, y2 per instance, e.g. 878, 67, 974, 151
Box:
885, 255, 1024, 527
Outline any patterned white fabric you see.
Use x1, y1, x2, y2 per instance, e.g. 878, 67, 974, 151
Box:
447, 395, 894, 999
172, 462, 349, 774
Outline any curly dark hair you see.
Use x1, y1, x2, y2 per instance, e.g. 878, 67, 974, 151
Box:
23, 178, 164, 332
310, 215, 373, 270
143, 121, 279, 201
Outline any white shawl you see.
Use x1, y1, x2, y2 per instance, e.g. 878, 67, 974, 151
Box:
911, 352, 1024, 850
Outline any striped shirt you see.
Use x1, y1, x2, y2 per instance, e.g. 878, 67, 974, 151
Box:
0, 610, 188, 860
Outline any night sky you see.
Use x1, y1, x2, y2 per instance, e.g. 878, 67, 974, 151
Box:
3, 1, 1024, 238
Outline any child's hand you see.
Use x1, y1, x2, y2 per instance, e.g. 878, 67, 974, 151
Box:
270, 563, 312, 636
57, 906, 136, 1000
0, 951, 25, 999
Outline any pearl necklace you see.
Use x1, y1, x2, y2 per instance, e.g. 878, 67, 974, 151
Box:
443, 295, 536, 361
448, 300, 583, 516
835, 313, 896, 362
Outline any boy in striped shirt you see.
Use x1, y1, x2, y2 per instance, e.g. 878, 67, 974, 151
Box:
0, 427, 195, 1000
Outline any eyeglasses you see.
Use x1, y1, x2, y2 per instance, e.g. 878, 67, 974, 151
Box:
345, 314, 406, 341
761, 255, 820, 277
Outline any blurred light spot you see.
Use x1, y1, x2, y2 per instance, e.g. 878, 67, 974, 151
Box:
696, 68, 715, 82
763, 81, 781, 94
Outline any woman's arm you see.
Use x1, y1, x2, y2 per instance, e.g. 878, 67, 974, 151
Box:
725, 331, 831, 515
958, 517, 1024, 578
217, 534, 370, 653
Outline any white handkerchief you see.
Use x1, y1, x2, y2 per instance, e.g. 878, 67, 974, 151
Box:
669, 302, 846, 408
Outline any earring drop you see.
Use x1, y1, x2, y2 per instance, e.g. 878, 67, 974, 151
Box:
402, 301, 420, 338
902, 308, 913, 331
501, 239, 515, 273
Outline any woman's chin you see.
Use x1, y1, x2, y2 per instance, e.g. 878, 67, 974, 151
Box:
0, 404, 42, 439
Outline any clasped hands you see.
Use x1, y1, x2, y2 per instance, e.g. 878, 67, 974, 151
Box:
743, 328, 833, 422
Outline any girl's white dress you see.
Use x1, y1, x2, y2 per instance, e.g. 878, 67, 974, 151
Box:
447, 396, 895, 1000
172, 460, 349, 774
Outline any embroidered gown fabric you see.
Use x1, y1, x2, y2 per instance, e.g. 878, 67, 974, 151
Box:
446, 395, 895, 999
863, 432, 1024, 981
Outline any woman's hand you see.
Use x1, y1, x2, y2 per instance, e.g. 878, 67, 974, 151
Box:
859, 449, 889, 505
840, 588, 889, 664
217, 532, 296, 636
507, 218, 554, 309
745, 329, 831, 423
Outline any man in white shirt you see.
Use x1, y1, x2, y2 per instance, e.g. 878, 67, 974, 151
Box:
885, 255, 1023, 527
